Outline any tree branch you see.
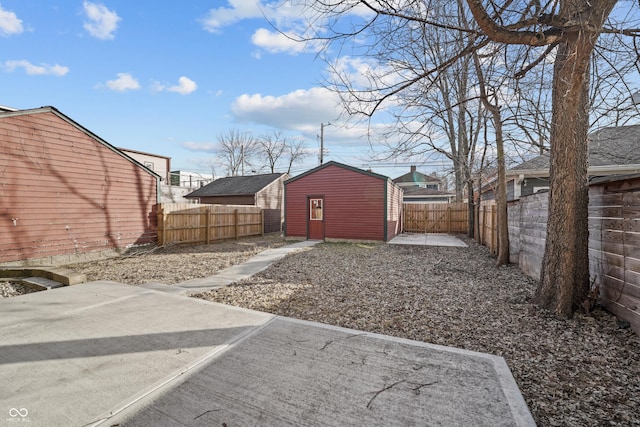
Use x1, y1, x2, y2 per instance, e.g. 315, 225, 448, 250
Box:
465, 0, 564, 46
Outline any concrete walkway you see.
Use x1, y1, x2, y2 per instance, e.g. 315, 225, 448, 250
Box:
0, 240, 535, 427
165, 240, 320, 294
389, 232, 468, 247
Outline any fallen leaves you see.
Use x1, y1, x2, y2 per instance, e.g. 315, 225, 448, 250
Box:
198, 238, 640, 427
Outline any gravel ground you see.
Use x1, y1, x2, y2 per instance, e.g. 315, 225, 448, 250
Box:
195, 237, 640, 427
61, 235, 290, 285
0, 281, 42, 298
5, 234, 639, 426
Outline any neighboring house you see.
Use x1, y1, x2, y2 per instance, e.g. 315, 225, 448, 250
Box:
401, 186, 456, 203
170, 170, 214, 189
0, 106, 159, 265
119, 148, 171, 183
393, 165, 453, 203
284, 161, 403, 242
185, 173, 287, 233
394, 165, 444, 189
481, 125, 640, 201
120, 150, 203, 203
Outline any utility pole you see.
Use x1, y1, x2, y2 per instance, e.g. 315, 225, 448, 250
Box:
320, 123, 325, 165
240, 144, 244, 176
320, 122, 331, 165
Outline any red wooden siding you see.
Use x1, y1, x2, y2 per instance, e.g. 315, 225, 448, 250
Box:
0, 109, 158, 264
285, 163, 401, 241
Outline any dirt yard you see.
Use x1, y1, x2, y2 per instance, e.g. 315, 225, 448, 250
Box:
54, 235, 640, 426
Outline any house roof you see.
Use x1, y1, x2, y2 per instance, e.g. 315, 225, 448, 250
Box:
393, 169, 442, 185
119, 147, 171, 160
185, 173, 286, 198
0, 106, 161, 180
511, 124, 640, 173
285, 161, 395, 185
401, 185, 453, 197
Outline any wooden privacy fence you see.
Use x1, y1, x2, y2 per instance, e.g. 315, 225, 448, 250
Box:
157, 203, 263, 246
476, 201, 497, 255
403, 202, 468, 234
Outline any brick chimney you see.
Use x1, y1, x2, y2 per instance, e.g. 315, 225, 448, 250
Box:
410, 165, 416, 172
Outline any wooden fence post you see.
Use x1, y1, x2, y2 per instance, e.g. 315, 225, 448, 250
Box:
492, 205, 497, 255
446, 205, 451, 233
482, 205, 487, 246
234, 209, 239, 240
205, 208, 210, 244
423, 204, 428, 233
157, 204, 165, 246
261, 209, 265, 236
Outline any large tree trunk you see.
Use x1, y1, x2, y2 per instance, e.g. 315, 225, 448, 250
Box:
467, 181, 474, 238
462, 0, 618, 318
534, 32, 594, 318
493, 108, 509, 265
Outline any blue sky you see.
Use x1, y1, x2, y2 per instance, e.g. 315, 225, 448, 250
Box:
0, 1, 431, 179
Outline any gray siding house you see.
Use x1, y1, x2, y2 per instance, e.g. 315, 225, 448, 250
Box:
481, 125, 640, 201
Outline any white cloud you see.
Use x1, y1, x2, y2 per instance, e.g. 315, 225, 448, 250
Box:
83, 1, 120, 40
251, 28, 321, 55
200, 1, 374, 58
105, 73, 140, 92
200, 0, 266, 33
0, 5, 23, 36
150, 81, 166, 93
201, 0, 373, 34
181, 141, 217, 153
4, 60, 69, 76
151, 76, 198, 95
168, 76, 198, 95
231, 87, 341, 131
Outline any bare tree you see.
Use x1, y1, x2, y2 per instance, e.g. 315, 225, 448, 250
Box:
471, 48, 510, 265
256, 131, 309, 174
325, 1, 486, 204
215, 129, 257, 176
283, 137, 309, 174
290, 0, 640, 317
461, 0, 626, 318
257, 131, 287, 173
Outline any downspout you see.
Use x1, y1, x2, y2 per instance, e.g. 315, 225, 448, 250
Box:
383, 180, 388, 242
283, 184, 287, 236
156, 176, 161, 203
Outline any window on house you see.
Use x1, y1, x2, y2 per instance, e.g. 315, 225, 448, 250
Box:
310, 199, 323, 220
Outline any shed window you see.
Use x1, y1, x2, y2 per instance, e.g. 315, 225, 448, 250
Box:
310, 199, 323, 220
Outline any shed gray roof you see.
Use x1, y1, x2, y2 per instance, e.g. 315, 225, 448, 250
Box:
511, 124, 640, 171
402, 185, 453, 197
185, 173, 285, 198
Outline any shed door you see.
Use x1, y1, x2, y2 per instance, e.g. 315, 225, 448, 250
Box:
307, 197, 324, 240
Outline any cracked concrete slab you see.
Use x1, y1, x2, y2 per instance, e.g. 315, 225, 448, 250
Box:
0, 240, 534, 427
108, 317, 534, 427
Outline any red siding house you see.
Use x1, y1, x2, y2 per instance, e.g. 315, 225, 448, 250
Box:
0, 106, 159, 265
285, 161, 403, 242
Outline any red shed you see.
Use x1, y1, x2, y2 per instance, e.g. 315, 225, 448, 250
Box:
285, 161, 403, 242
0, 106, 159, 265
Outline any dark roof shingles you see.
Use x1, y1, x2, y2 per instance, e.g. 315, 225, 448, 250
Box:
511, 124, 640, 171
186, 173, 284, 198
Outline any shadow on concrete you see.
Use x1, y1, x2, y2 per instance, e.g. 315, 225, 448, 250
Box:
0, 326, 252, 364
